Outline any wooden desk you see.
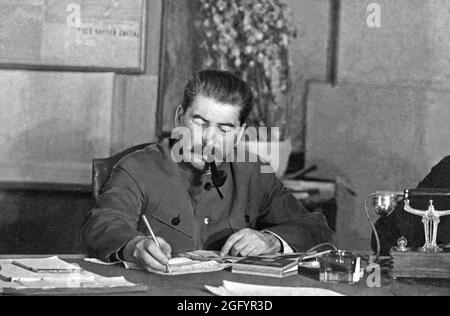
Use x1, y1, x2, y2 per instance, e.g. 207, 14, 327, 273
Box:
2, 255, 447, 296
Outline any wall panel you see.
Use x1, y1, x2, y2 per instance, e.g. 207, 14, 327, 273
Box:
338, 0, 450, 88
305, 81, 450, 249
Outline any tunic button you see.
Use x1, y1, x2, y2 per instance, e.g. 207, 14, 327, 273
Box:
204, 217, 212, 225
171, 216, 181, 226
204, 183, 213, 191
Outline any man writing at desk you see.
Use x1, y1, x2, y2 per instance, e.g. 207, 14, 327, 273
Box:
81, 70, 333, 272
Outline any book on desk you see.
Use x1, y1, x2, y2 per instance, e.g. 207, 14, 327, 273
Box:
231, 256, 299, 278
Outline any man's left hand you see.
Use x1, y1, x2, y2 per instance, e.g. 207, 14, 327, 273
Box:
220, 229, 281, 257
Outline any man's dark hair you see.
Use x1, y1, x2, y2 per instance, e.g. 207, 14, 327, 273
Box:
181, 70, 254, 124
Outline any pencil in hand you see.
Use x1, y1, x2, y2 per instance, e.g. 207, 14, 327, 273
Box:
141, 215, 162, 249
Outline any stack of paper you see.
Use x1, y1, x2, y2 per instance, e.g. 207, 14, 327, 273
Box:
205, 281, 345, 296
0, 257, 147, 294
0, 257, 91, 284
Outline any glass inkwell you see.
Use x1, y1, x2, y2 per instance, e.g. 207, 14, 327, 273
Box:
318, 250, 361, 284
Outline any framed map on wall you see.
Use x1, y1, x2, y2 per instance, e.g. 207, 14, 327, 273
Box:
0, 0, 148, 73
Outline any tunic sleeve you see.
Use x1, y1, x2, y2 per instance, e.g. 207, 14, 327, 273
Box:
81, 161, 145, 262
254, 171, 334, 252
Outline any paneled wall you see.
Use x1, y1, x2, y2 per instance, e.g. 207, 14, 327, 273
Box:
0, 72, 158, 186
338, 0, 450, 89
0, 71, 115, 185
306, 82, 450, 249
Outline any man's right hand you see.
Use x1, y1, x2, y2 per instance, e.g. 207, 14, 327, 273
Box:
123, 236, 172, 272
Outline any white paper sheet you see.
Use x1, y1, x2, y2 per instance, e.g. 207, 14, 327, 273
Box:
205, 280, 345, 296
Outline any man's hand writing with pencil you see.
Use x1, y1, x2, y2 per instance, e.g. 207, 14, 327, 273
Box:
122, 236, 172, 272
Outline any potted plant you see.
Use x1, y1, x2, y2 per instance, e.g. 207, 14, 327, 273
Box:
196, 0, 297, 177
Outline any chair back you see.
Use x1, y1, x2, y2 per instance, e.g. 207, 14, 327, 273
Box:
92, 143, 152, 205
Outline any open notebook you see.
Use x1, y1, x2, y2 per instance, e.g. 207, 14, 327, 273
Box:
124, 256, 231, 275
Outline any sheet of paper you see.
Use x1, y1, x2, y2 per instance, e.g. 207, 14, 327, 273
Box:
0, 276, 138, 291
12, 256, 83, 272
205, 281, 345, 296
74, 276, 138, 289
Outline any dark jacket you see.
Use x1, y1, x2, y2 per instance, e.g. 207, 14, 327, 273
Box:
373, 156, 450, 255
81, 140, 334, 262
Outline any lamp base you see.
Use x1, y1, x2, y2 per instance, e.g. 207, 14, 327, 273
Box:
390, 250, 450, 279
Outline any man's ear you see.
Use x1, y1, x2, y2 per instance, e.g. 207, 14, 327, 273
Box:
174, 105, 183, 127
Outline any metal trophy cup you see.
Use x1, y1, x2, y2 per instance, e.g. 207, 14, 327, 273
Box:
365, 191, 403, 261
366, 189, 450, 279
371, 192, 401, 217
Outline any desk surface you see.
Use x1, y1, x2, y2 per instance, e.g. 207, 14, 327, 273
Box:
1, 255, 449, 296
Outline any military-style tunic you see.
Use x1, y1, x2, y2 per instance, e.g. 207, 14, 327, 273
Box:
81, 139, 334, 262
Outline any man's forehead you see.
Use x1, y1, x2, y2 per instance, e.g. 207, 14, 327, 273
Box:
189, 95, 240, 122
191, 95, 237, 108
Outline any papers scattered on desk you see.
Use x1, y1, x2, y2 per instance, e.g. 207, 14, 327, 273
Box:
0, 261, 94, 283
0, 257, 147, 295
0, 275, 135, 290
205, 281, 345, 296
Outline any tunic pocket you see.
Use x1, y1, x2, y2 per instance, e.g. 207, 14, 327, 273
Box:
149, 204, 195, 238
